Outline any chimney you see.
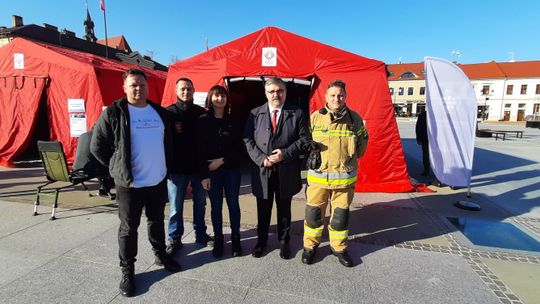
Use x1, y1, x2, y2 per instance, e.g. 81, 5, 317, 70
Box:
43, 23, 58, 31
12, 15, 23, 27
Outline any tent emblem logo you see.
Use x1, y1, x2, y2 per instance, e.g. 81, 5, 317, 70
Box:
14, 53, 24, 70
262, 47, 277, 67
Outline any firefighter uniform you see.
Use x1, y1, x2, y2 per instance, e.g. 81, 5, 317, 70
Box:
304, 105, 368, 253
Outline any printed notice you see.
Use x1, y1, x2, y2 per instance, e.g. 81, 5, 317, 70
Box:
193, 92, 208, 107
70, 114, 87, 137
68, 99, 85, 113
262, 47, 277, 67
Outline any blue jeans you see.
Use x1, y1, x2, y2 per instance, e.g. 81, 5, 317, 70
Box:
207, 168, 241, 237
167, 173, 207, 240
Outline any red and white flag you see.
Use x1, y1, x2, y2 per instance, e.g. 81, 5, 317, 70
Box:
100, 0, 105, 11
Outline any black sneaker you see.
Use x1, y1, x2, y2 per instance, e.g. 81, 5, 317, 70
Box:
155, 254, 182, 272
166, 239, 183, 255
195, 233, 214, 247
119, 272, 135, 297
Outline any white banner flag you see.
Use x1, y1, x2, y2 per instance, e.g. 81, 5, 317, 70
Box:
424, 57, 476, 187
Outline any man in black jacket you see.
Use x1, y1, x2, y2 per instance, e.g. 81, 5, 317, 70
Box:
165, 78, 213, 256
244, 77, 310, 259
91, 69, 181, 297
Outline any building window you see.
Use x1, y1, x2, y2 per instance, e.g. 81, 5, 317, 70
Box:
481, 85, 491, 95
506, 85, 513, 95
521, 84, 527, 95
389, 87, 394, 95
398, 87, 404, 95
536, 84, 540, 95
534, 103, 540, 114
407, 87, 414, 95
420, 87, 425, 95
518, 103, 526, 108
400, 72, 416, 79
505, 103, 511, 108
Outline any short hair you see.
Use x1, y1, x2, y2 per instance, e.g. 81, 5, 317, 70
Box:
327, 80, 346, 92
206, 85, 231, 116
176, 77, 194, 87
122, 68, 147, 81
264, 77, 286, 88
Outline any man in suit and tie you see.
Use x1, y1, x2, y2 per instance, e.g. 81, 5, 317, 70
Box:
244, 77, 310, 259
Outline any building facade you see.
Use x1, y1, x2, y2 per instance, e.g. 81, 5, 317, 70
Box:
387, 61, 540, 121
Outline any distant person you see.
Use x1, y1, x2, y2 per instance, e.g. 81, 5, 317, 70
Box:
302, 80, 368, 267
243, 77, 310, 259
415, 110, 430, 176
166, 77, 213, 256
91, 69, 181, 297
199, 85, 244, 258
73, 129, 114, 199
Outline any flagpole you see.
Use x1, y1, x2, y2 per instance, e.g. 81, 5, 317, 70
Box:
101, 0, 109, 58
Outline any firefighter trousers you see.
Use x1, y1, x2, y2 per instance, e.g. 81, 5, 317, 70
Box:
303, 184, 354, 253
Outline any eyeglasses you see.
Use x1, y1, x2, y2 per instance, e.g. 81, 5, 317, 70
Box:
266, 89, 285, 95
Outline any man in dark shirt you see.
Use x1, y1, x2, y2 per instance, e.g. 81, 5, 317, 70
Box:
166, 78, 213, 255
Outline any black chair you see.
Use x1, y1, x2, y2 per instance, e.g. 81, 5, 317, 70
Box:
34, 141, 94, 220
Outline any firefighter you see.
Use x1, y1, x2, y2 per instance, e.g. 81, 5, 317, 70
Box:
302, 80, 368, 267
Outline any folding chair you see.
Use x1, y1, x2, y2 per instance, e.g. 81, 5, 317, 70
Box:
33, 141, 94, 220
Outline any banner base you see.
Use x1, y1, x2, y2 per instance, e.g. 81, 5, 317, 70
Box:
454, 200, 481, 211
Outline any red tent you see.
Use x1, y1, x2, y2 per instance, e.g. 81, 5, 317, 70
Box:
0, 38, 167, 167
164, 27, 413, 192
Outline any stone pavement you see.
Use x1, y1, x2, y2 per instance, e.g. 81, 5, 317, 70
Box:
0, 121, 539, 304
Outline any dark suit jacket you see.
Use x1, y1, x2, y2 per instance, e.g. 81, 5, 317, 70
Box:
243, 103, 310, 199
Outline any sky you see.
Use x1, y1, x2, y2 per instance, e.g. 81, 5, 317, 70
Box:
1, 0, 539, 66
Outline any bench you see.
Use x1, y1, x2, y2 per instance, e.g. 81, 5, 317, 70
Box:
491, 130, 523, 139
476, 129, 524, 141
492, 132, 506, 141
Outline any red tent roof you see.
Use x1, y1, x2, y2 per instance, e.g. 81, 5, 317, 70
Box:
0, 38, 166, 166
165, 27, 413, 192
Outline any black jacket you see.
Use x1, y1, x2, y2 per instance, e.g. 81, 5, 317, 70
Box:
415, 111, 428, 143
197, 113, 244, 179
243, 103, 310, 199
90, 98, 173, 188
166, 100, 207, 174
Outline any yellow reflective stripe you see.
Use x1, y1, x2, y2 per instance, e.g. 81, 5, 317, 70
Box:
307, 174, 357, 186
329, 229, 348, 239
304, 224, 323, 237
312, 130, 355, 137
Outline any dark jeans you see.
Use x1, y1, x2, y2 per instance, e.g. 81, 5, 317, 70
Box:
256, 171, 291, 245
167, 173, 207, 240
207, 168, 241, 238
116, 179, 168, 267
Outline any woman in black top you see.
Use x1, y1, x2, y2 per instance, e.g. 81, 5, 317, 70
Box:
199, 85, 243, 257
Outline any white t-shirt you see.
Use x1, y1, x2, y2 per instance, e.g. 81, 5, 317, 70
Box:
128, 104, 166, 188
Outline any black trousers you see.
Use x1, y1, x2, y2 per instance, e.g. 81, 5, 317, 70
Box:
116, 179, 168, 268
421, 142, 430, 173
256, 171, 292, 245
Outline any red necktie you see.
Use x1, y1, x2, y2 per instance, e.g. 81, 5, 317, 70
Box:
272, 109, 278, 133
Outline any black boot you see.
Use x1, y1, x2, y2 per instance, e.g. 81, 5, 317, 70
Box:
119, 265, 135, 297
212, 235, 224, 258
231, 235, 242, 257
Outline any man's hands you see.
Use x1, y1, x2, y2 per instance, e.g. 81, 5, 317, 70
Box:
263, 149, 283, 167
